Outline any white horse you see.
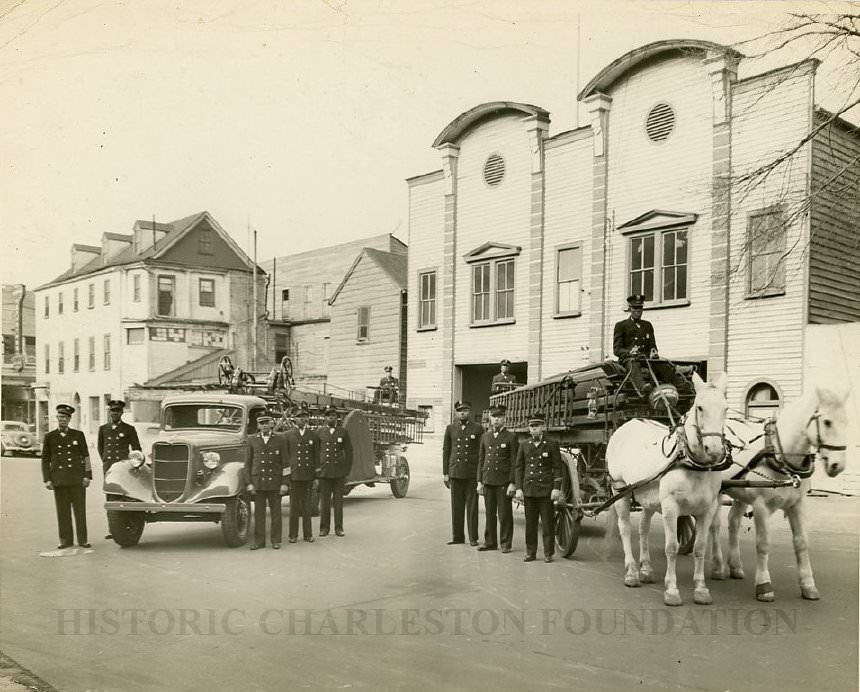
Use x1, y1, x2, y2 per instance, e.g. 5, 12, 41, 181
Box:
605, 372, 728, 606
709, 383, 850, 601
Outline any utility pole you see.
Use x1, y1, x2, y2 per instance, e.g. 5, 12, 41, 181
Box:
252, 229, 258, 372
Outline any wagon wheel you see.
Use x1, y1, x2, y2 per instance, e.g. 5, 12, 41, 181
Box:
555, 451, 584, 558
677, 516, 696, 555
390, 457, 410, 498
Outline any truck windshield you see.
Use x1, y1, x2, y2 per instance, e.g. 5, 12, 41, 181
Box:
163, 404, 244, 431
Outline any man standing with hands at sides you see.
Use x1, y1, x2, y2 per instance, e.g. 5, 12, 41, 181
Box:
42, 404, 92, 549
442, 401, 483, 546
316, 406, 353, 537
245, 414, 288, 550
515, 412, 563, 563
98, 400, 141, 540
477, 405, 516, 553
285, 409, 319, 543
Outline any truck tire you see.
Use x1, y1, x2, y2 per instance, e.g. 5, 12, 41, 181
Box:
106, 496, 145, 547
390, 457, 410, 498
221, 496, 250, 547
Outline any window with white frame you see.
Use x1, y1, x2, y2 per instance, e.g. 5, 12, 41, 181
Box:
157, 275, 175, 316
471, 258, 515, 324
418, 271, 437, 329
556, 245, 582, 315
629, 229, 688, 304
73, 287, 79, 311
58, 341, 64, 374
73, 338, 80, 372
44, 344, 50, 374
104, 334, 111, 370
103, 279, 111, 305
745, 382, 781, 419
133, 274, 141, 302
199, 278, 215, 307
88, 283, 95, 309
43, 296, 49, 318
88, 336, 96, 371
356, 306, 370, 342
58, 292, 64, 315
127, 328, 145, 345
747, 208, 786, 296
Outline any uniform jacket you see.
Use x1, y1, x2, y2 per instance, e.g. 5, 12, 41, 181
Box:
379, 375, 399, 390
478, 427, 517, 486
42, 428, 92, 486
245, 432, 288, 491
442, 420, 484, 479
515, 437, 563, 498
491, 372, 516, 393
284, 427, 320, 481
613, 317, 657, 360
97, 420, 142, 471
316, 426, 353, 479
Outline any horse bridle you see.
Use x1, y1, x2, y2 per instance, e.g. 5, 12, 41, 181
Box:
807, 411, 847, 454
675, 404, 727, 469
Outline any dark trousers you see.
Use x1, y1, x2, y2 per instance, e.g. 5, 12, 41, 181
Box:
253, 490, 283, 546
523, 495, 554, 558
53, 485, 87, 546
483, 485, 513, 549
623, 357, 648, 393
319, 477, 346, 532
289, 480, 313, 539
450, 478, 478, 543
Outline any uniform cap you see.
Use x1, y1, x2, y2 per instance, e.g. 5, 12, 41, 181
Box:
454, 400, 472, 412
107, 400, 126, 411
500, 359, 511, 366
626, 294, 646, 309
384, 365, 393, 372
56, 404, 75, 415
257, 414, 274, 424
527, 412, 546, 425
489, 405, 507, 416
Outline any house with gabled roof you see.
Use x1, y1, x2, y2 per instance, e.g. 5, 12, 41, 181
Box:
33, 211, 267, 437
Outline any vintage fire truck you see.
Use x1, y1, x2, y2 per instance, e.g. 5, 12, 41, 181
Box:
104, 358, 424, 547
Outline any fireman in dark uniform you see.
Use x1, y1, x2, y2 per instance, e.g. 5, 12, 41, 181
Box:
98, 400, 142, 540
378, 365, 399, 404
515, 412, 563, 563
41, 404, 92, 549
316, 406, 353, 537
245, 414, 288, 549
284, 409, 319, 543
490, 359, 517, 394
477, 404, 516, 553
442, 401, 483, 546
613, 294, 659, 395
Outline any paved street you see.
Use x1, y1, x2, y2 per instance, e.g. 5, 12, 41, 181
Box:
1, 444, 857, 692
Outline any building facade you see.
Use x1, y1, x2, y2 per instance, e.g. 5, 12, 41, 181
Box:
34, 212, 266, 435
405, 40, 860, 449
2, 284, 37, 424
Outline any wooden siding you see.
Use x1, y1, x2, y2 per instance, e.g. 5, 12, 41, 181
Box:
541, 134, 594, 375
161, 218, 249, 271
604, 53, 714, 360
405, 174, 446, 430
453, 114, 532, 363
328, 255, 402, 400
809, 116, 860, 323
726, 64, 814, 408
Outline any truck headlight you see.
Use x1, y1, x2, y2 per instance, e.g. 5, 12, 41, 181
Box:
128, 450, 146, 468
202, 451, 221, 469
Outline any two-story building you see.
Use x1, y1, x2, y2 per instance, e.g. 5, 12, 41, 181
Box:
34, 211, 266, 436
405, 39, 860, 447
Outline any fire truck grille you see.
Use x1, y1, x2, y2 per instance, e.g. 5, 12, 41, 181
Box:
152, 443, 190, 501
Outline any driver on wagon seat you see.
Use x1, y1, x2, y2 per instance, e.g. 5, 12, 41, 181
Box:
613, 294, 659, 396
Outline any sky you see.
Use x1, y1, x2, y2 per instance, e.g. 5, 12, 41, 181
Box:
1, 0, 856, 288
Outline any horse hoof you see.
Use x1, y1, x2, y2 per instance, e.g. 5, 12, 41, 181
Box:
711, 567, 727, 581
801, 586, 820, 601
624, 574, 641, 588
639, 569, 655, 584
755, 582, 775, 602
730, 567, 745, 579
664, 591, 683, 607
694, 589, 712, 605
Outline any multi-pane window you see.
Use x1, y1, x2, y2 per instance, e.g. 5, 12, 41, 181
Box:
43, 296, 49, 318
73, 339, 80, 372
199, 229, 213, 255
127, 328, 145, 345
88, 283, 95, 309
356, 306, 370, 342
133, 274, 141, 302
629, 229, 688, 304
199, 278, 215, 307
88, 336, 96, 371
471, 259, 515, 324
556, 246, 582, 314
58, 292, 64, 315
104, 279, 111, 305
157, 275, 175, 316
418, 271, 437, 329
44, 344, 50, 374
748, 209, 786, 295
104, 334, 111, 370
58, 341, 64, 374
73, 287, 79, 311
746, 382, 781, 418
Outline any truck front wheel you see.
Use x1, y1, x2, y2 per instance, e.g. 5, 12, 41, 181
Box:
106, 496, 145, 547
221, 496, 250, 547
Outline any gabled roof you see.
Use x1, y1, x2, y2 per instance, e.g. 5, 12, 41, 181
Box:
617, 210, 698, 234
578, 39, 743, 101
39, 211, 261, 289
433, 101, 549, 148
463, 241, 522, 263
329, 248, 407, 305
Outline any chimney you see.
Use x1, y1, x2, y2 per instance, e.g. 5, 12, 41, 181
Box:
132, 220, 171, 255
70, 244, 101, 272
101, 233, 133, 262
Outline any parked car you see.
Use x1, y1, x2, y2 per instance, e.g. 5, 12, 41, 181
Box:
1, 420, 41, 456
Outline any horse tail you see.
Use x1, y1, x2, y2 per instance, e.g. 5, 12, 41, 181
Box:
601, 503, 620, 558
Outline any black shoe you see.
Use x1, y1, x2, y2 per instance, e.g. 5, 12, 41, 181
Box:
335, 529, 344, 537
523, 554, 536, 562
319, 529, 329, 537
447, 540, 465, 545
250, 544, 263, 550
288, 537, 298, 544
78, 543, 92, 549
104, 534, 113, 540
477, 545, 497, 551
544, 555, 554, 563
501, 546, 512, 554
304, 537, 315, 543
272, 544, 281, 550
57, 543, 73, 550
469, 540, 478, 547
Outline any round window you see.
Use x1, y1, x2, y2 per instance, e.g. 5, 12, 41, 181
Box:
483, 153, 506, 186
645, 103, 675, 143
